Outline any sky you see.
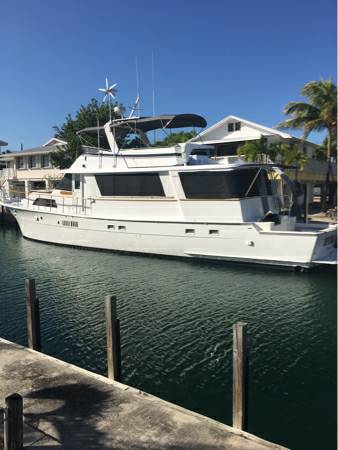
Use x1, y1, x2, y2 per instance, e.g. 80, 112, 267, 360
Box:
0, 0, 336, 150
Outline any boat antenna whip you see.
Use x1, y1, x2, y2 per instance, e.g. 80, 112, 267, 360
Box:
128, 94, 140, 119
98, 78, 118, 121
128, 56, 141, 119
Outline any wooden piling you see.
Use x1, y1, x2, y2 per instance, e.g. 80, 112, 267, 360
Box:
4, 393, 23, 450
104, 295, 121, 381
25, 278, 41, 351
232, 322, 248, 431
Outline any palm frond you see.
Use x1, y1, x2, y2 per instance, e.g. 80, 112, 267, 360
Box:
277, 117, 309, 130
283, 102, 319, 116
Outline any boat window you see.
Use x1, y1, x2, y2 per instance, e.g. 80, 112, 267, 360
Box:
33, 198, 57, 208
95, 173, 165, 197
74, 174, 81, 190
179, 169, 272, 199
55, 174, 72, 191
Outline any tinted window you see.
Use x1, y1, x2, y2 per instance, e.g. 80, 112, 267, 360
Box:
56, 174, 72, 191
96, 173, 165, 197
74, 174, 81, 189
228, 123, 234, 132
180, 169, 272, 199
235, 122, 241, 131
33, 198, 57, 208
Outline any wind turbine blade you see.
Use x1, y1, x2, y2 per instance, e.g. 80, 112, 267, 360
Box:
105, 78, 108, 89
109, 83, 117, 90
98, 88, 106, 93
103, 94, 107, 102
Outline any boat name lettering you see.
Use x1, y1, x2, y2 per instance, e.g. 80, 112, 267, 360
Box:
62, 220, 79, 228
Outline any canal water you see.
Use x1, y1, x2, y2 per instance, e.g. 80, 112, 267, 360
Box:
0, 221, 336, 450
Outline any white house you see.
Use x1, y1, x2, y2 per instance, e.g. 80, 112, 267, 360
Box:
0, 138, 66, 199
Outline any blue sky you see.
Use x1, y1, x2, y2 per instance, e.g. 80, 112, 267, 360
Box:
0, 0, 336, 150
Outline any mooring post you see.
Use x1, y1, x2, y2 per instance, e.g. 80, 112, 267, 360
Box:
25, 278, 41, 351
104, 295, 121, 381
4, 393, 23, 450
232, 321, 248, 431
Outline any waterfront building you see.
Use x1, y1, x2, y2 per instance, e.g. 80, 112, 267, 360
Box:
0, 138, 65, 199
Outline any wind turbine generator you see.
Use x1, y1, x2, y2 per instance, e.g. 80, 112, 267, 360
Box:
98, 78, 118, 121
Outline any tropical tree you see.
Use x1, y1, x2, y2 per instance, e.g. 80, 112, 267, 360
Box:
277, 78, 337, 209
237, 137, 307, 173
268, 142, 308, 170
153, 130, 197, 147
51, 98, 120, 169
237, 137, 271, 163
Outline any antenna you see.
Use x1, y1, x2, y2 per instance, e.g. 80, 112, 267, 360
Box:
128, 57, 141, 119
151, 51, 155, 117
128, 95, 140, 119
135, 56, 140, 101
151, 51, 156, 142
96, 114, 101, 149
98, 78, 118, 121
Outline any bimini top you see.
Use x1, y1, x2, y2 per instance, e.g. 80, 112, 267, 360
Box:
77, 114, 207, 136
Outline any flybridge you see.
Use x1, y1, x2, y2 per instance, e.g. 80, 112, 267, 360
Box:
76, 113, 209, 165
77, 114, 207, 136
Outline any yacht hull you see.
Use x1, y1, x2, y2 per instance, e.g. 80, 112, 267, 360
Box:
7, 206, 337, 269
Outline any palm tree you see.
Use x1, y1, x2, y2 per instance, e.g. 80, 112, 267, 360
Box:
237, 137, 308, 176
277, 78, 337, 210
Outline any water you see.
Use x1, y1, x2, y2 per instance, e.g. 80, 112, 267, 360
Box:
0, 222, 336, 450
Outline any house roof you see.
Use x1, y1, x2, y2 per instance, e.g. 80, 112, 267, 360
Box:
190, 115, 319, 147
43, 137, 67, 146
191, 115, 292, 143
0, 144, 63, 159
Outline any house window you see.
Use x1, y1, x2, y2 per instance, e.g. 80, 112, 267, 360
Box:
42, 154, 50, 168
227, 122, 241, 132
95, 173, 165, 197
28, 156, 37, 168
17, 157, 24, 169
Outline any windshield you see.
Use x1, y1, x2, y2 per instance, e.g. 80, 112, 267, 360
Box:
179, 168, 272, 199
55, 174, 72, 191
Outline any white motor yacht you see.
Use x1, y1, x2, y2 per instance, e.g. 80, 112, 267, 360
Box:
2, 113, 337, 269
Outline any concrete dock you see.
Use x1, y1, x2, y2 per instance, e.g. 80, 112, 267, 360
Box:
0, 338, 289, 450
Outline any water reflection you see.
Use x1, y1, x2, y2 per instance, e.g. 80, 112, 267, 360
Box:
0, 224, 336, 450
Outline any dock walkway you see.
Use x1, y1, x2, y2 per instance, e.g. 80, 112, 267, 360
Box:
0, 338, 288, 450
